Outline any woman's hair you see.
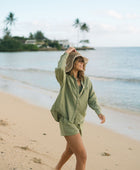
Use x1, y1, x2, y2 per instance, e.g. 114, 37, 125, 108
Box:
66, 56, 86, 81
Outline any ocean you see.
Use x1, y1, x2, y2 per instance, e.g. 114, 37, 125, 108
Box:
0, 47, 140, 140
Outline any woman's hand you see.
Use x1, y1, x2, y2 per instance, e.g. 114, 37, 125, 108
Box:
65, 47, 76, 54
98, 113, 105, 124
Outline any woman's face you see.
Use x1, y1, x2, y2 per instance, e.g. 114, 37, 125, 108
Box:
73, 57, 85, 71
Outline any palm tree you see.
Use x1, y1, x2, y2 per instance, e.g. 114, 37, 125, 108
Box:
5, 12, 16, 26
4, 12, 16, 37
73, 18, 81, 47
80, 23, 89, 32
3, 27, 11, 39
80, 23, 89, 47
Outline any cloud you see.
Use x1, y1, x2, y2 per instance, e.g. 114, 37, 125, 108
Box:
89, 22, 140, 36
107, 10, 140, 20
99, 23, 116, 32
126, 13, 140, 19
107, 10, 123, 19
126, 26, 140, 33
89, 23, 117, 35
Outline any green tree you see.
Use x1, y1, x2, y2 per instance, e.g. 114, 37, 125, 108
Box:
0, 38, 38, 52
80, 23, 89, 32
34, 31, 45, 41
0, 38, 23, 51
13, 36, 27, 43
4, 12, 16, 36
80, 23, 89, 47
5, 12, 16, 26
73, 18, 81, 47
79, 39, 90, 47
23, 44, 38, 51
48, 40, 61, 50
3, 27, 11, 39
29, 32, 34, 39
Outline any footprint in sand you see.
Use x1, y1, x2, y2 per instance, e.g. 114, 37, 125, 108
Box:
101, 152, 111, 156
32, 157, 54, 169
0, 120, 8, 126
14, 145, 31, 151
15, 145, 55, 169
15, 145, 55, 161
0, 137, 4, 141
128, 147, 133, 150
30, 139, 37, 142
32, 157, 42, 164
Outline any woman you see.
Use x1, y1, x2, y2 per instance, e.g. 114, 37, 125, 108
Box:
51, 47, 105, 170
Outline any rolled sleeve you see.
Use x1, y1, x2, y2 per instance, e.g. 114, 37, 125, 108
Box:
55, 52, 69, 87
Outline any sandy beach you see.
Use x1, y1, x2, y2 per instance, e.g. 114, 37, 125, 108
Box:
0, 90, 140, 170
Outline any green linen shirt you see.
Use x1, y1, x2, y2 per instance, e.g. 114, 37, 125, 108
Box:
50, 52, 102, 124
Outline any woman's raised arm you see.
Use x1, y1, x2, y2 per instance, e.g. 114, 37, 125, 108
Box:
55, 47, 76, 86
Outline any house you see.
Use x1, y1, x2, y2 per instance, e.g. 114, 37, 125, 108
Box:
25, 40, 36, 45
58, 39, 70, 48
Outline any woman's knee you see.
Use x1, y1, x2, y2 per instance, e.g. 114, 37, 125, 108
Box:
65, 133, 87, 161
75, 149, 87, 162
65, 146, 73, 155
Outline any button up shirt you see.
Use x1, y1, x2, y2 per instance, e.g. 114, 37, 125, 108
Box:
51, 52, 102, 124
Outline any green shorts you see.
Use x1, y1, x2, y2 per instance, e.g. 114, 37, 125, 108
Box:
59, 118, 82, 136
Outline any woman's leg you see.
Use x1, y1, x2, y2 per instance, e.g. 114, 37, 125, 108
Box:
55, 142, 73, 170
65, 133, 87, 170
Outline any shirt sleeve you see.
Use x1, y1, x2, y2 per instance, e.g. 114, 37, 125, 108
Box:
88, 79, 102, 115
55, 52, 69, 87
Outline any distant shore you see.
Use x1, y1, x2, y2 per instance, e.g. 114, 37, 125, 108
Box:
0, 46, 95, 52
33, 47, 95, 51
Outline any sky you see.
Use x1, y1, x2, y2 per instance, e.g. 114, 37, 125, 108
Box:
0, 0, 140, 47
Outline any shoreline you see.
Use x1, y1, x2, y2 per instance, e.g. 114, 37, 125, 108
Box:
0, 90, 140, 170
0, 70, 140, 141
0, 71, 140, 141
0, 72, 139, 115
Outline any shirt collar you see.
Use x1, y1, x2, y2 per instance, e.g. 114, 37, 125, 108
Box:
71, 75, 84, 87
